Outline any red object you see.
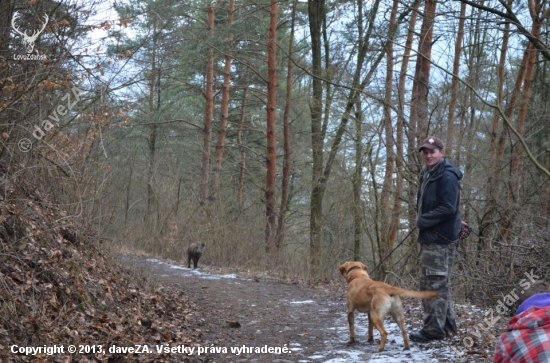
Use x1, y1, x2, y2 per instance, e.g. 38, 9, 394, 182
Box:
493, 306, 550, 362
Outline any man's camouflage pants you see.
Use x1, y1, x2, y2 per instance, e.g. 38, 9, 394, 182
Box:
420, 242, 458, 338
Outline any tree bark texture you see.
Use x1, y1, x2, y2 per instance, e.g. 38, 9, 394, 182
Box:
275, 0, 297, 250
211, 0, 235, 204
199, 3, 216, 204
265, 0, 278, 251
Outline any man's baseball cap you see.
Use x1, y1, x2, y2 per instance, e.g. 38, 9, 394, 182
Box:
419, 136, 444, 151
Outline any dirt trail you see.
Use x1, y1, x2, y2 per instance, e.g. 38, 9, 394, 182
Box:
125, 256, 482, 363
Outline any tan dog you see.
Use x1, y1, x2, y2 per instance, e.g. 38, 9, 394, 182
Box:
339, 261, 438, 352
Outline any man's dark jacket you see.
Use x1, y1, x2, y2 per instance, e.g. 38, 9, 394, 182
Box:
416, 158, 463, 244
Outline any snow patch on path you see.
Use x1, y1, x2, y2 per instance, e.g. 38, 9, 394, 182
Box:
122, 255, 244, 280
145, 258, 240, 280
291, 299, 457, 362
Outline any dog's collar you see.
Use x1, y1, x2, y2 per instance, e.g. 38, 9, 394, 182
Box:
346, 266, 362, 275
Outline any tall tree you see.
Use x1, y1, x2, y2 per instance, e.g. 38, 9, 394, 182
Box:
445, 1, 466, 155
265, 0, 279, 251
199, 2, 216, 204
308, 0, 326, 274
308, 0, 416, 275
405, 0, 436, 242
146, 19, 159, 224
479, 0, 512, 246
398, 0, 420, 243
378, 0, 399, 274
411, 0, 436, 142
500, 0, 543, 241
352, 99, 363, 261
237, 67, 250, 210
275, 0, 298, 249
211, 0, 235, 203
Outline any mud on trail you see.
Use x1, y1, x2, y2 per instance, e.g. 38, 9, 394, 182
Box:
125, 256, 493, 363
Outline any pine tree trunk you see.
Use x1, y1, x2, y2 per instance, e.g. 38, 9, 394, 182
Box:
412, 0, 436, 140
265, 0, 278, 251
147, 22, 158, 225
500, 9, 541, 241
211, 0, 235, 203
275, 0, 297, 249
308, 0, 325, 275
445, 2, 466, 155
237, 69, 249, 210
480, 1, 511, 246
199, 3, 216, 204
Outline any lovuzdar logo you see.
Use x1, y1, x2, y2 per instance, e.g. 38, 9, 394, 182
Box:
11, 12, 49, 60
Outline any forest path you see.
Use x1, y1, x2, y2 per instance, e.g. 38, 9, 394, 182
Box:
124, 256, 465, 363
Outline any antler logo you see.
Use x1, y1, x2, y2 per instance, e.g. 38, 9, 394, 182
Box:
11, 12, 49, 54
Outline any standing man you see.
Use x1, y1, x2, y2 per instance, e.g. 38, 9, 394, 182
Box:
409, 136, 463, 342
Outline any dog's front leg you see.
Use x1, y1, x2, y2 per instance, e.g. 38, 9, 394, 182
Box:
367, 311, 374, 342
347, 310, 355, 344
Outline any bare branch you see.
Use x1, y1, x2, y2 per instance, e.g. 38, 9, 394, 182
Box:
457, 0, 550, 61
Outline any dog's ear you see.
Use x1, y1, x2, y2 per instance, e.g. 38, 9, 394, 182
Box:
361, 263, 368, 272
339, 264, 347, 276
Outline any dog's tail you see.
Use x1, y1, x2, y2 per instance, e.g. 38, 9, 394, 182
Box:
389, 287, 438, 299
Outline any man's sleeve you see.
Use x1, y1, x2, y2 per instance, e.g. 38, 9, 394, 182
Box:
493, 335, 507, 363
